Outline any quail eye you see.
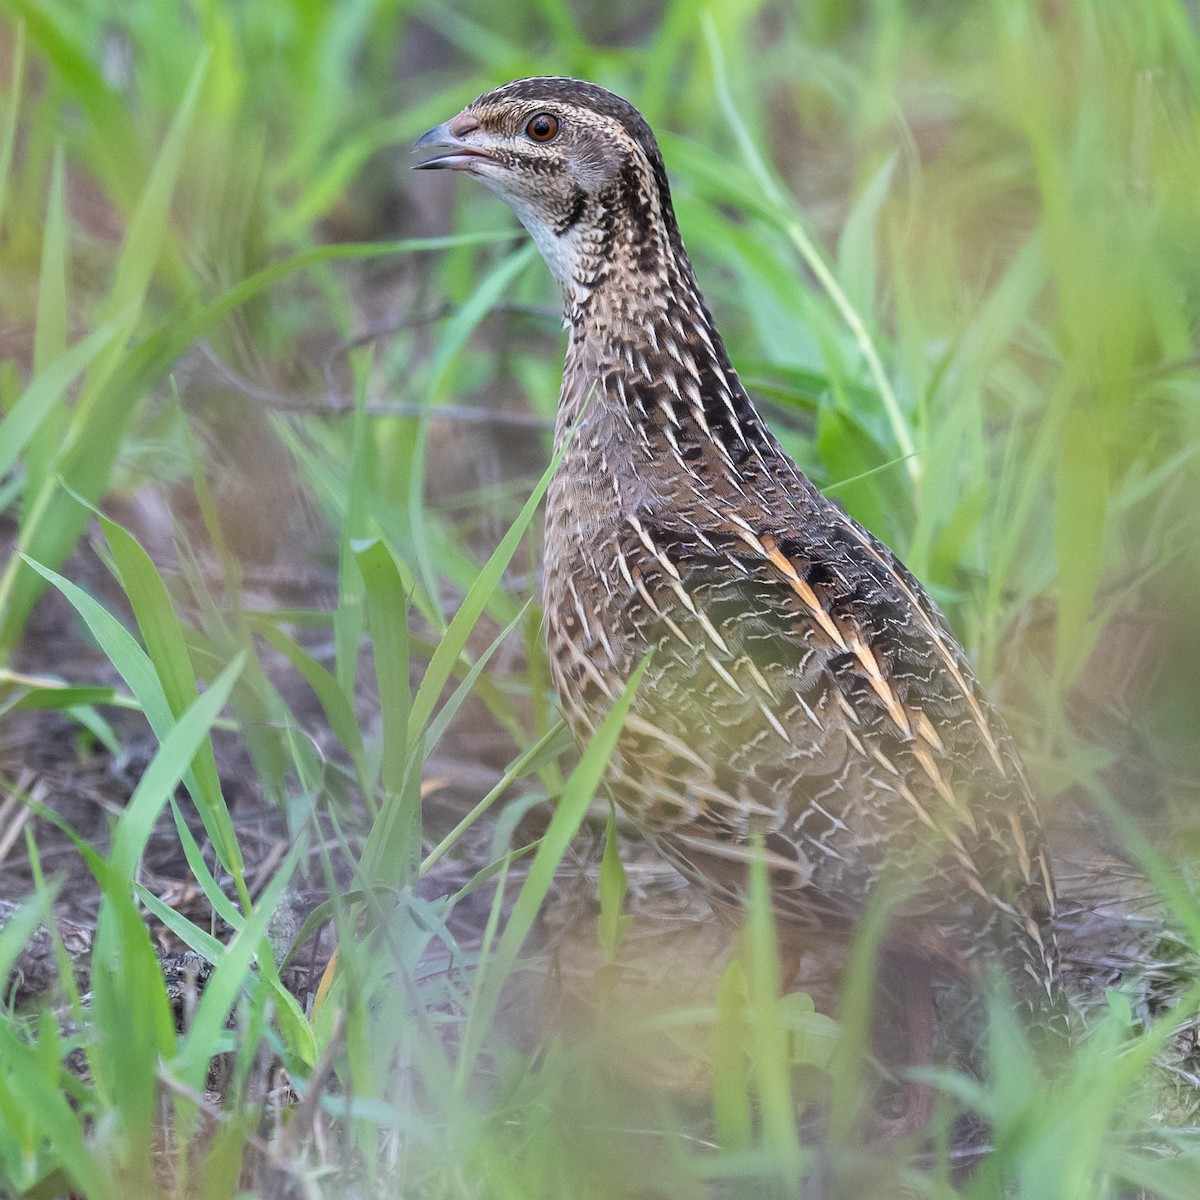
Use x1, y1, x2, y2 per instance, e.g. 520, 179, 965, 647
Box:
525, 112, 560, 143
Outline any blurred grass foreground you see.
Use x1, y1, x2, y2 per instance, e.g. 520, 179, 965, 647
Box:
1, 1, 1200, 1197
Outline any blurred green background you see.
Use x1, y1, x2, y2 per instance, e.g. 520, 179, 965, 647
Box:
1, 0, 1200, 1196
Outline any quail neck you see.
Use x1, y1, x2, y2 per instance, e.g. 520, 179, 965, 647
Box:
414, 77, 1065, 1033
414, 78, 775, 478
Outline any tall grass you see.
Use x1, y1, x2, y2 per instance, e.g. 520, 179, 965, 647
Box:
0, 0, 1198, 1196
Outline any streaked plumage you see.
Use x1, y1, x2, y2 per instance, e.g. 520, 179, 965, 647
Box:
415, 78, 1065, 1031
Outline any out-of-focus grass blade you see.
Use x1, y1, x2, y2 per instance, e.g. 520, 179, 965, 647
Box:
1090, 781, 1200, 957
5, 232, 497, 647
66, 704, 121, 755
743, 838, 802, 1179
741, 363, 830, 414
1054, 409, 1108, 687
9, 0, 141, 207
826, 889, 892, 1149
0, 318, 121, 487
428, 242, 538, 376
929, 485, 988, 586
818, 407, 902, 540
0, 56, 209, 653
0, 18, 24, 234
696, 218, 822, 370
97, 55, 208, 327
280, 84, 482, 239
712, 960, 754, 1152
702, 13, 918, 493
0, 895, 50, 995
416, 8, 524, 65
172, 526, 297, 812
4, 230, 498, 654
130, 234, 504, 372
335, 360, 372, 708
355, 536, 415, 884
661, 134, 784, 225
356, 541, 411, 785
0, 675, 120, 715
596, 804, 631, 962
836, 152, 897, 321
0, 1020, 115, 1200
1109, 1148, 1200, 1200
26, 142, 67, 498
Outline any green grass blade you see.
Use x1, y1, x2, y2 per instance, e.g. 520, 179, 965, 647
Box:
406, 446, 558, 745
409, 241, 538, 619
89, 886, 180, 1182
0, 318, 122, 488
712, 960, 754, 1153
31, 138, 66, 370
743, 839, 803, 1179
166, 797, 244, 930
0, 1021, 116, 1200
836, 151, 897, 321
21, 144, 76, 517
426, 243, 539, 399
355, 536, 417, 887
107, 652, 244, 883
81, 656, 245, 1141
251, 617, 365, 766
419, 720, 571, 879
135, 884, 226, 964
19, 555, 245, 878
701, 13, 919, 494
355, 537, 412, 794
98, 512, 205, 720
96, 509, 242, 880
175, 839, 313, 1088
1054, 409, 1108, 687
9, 0, 140, 206
335, 357, 372, 699
0, 18, 25, 235
596, 803, 632, 962
421, 598, 531, 761
101, 55, 209, 322
80, 667, 262, 1190
0, 56, 212, 651
0, 895, 51, 994
0, 675, 120, 715
457, 654, 650, 1081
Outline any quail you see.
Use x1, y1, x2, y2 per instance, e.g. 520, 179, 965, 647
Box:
414, 79, 1066, 1069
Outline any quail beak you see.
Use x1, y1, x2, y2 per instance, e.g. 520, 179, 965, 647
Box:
412, 113, 490, 171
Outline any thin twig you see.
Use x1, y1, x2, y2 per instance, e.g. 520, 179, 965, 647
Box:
194, 342, 554, 429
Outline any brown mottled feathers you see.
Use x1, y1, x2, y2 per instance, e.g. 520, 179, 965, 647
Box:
415, 76, 1065, 1028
